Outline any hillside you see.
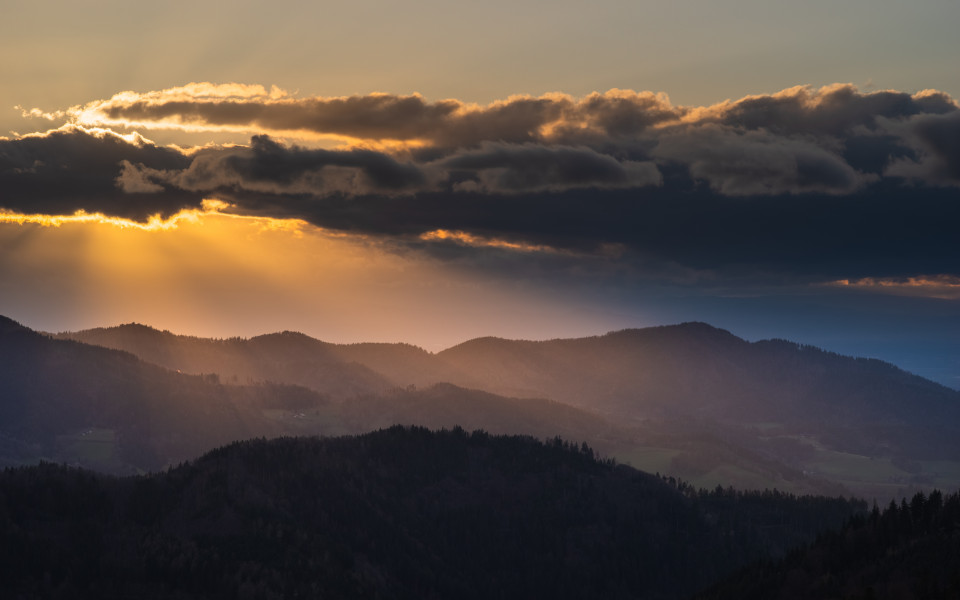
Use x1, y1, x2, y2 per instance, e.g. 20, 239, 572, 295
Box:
0, 427, 863, 600
4, 317, 681, 483
0, 316, 330, 472
437, 325, 960, 439
63, 322, 960, 449
56, 319, 960, 498
696, 488, 960, 599
58, 324, 395, 398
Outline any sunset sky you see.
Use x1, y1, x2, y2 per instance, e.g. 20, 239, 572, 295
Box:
2, 0, 959, 387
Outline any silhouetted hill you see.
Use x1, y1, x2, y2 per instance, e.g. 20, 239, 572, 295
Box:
9, 318, 696, 483
55, 319, 960, 497
0, 317, 334, 472
0, 314, 30, 335
696, 488, 960, 599
439, 324, 951, 422
59, 324, 394, 398
436, 324, 960, 459
0, 427, 863, 600
65, 321, 960, 448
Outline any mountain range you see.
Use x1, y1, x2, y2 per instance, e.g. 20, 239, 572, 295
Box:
50, 316, 960, 499
1, 314, 958, 497
3, 314, 960, 597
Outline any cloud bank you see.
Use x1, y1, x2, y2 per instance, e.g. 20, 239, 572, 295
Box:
5, 83, 960, 284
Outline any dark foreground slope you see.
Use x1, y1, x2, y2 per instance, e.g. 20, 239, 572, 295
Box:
697, 489, 960, 600
0, 427, 862, 600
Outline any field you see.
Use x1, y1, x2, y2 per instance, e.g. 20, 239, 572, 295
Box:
56, 428, 122, 469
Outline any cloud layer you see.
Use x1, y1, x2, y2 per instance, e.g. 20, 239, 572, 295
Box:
5, 83, 960, 284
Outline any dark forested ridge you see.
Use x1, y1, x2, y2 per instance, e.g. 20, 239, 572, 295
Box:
696, 488, 960, 599
0, 426, 862, 600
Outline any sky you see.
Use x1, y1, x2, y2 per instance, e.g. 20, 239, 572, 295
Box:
1, 0, 959, 388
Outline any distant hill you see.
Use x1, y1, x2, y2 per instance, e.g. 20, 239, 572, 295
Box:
3, 317, 674, 481
437, 324, 960, 445
59, 324, 395, 398
56, 319, 960, 498
0, 315, 324, 472
0, 427, 862, 600
61, 321, 960, 450
433, 325, 960, 497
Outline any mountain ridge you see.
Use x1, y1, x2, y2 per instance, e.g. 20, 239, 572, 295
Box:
58, 318, 952, 394
29, 315, 960, 497
4, 318, 684, 484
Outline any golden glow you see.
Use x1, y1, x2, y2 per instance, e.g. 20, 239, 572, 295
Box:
0, 199, 310, 235
40, 84, 689, 149
419, 229, 559, 253
0, 209, 199, 231
16, 105, 66, 121
1, 211, 621, 348
825, 275, 960, 299
58, 85, 431, 149
68, 82, 288, 127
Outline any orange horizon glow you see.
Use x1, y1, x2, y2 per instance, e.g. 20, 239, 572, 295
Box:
0, 199, 310, 233
418, 229, 560, 253
825, 276, 960, 299
0, 208, 626, 350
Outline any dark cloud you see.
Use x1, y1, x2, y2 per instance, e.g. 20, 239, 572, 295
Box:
573, 90, 682, 136
116, 137, 660, 201
4, 85, 960, 285
885, 111, 960, 184
103, 94, 462, 142
652, 125, 868, 195
196, 166, 957, 285
432, 96, 570, 147
150, 135, 428, 196
705, 84, 957, 137
73, 86, 683, 149
437, 143, 661, 193
841, 133, 917, 174
0, 126, 200, 220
